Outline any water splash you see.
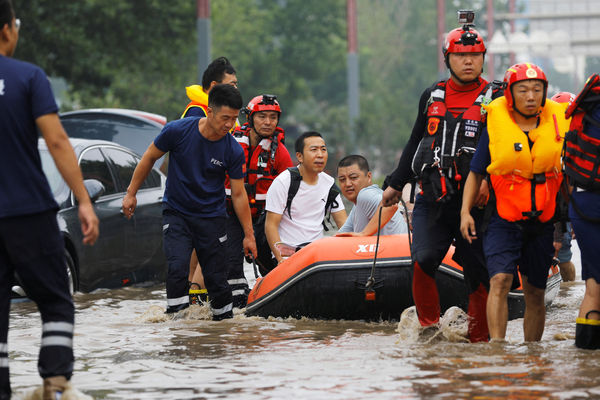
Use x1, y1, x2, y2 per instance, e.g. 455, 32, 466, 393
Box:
16, 383, 94, 400
396, 306, 469, 344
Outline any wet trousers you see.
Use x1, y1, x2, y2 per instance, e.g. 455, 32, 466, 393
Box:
410, 194, 490, 342
225, 216, 250, 308
0, 210, 74, 399
162, 207, 233, 320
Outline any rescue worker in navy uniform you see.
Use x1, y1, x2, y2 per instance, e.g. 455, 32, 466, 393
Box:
382, 21, 501, 342
460, 63, 569, 342
224, 95, 294, 306
123, 84, 257, 320
1, 1, 100, 397
182, 57, 238, 306
561, 74, 600, 349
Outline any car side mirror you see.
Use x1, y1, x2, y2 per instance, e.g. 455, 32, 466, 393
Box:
83, 179, 106, 202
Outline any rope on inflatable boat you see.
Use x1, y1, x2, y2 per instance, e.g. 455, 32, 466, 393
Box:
399, 198, 412, 250
250, 255, 260, 279
364, 206, 383, 299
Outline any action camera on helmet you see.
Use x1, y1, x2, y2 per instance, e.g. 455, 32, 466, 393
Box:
457, 10, 475, 25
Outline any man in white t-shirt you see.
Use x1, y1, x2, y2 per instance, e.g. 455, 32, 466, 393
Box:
265, 131, 347, 264
335, 155, 407, 237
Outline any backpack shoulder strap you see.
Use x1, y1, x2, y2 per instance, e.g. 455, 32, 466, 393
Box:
325, 183, 341, 214
284, 167, 302, 219
322, 182, 341, 231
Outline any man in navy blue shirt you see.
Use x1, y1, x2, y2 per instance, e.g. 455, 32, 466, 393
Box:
0, 1, 99, 398
122, 84, 257, 320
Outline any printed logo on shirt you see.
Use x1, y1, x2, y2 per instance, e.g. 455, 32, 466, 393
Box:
211, 158, 224, 167
0, 79, 5, 95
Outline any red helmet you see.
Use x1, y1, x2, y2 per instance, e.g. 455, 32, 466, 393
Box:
442, 27, 486, 57
551, 91, 575, 105
503, 63, 548, 110
245, 94, 281, 123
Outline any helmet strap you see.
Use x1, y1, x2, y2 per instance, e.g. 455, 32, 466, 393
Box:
448, 66, 480, 86
445, 55, 485, 86
513, 105, 540, 119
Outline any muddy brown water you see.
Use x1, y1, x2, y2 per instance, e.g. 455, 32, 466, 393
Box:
8, 244, 600, 399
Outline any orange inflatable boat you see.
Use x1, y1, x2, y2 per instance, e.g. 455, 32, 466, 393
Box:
246, 235, 562, 321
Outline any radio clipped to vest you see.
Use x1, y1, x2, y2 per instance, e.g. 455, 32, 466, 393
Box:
412, 80, 499, 203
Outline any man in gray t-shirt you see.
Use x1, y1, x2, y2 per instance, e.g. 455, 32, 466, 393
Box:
335, 155, 407, 236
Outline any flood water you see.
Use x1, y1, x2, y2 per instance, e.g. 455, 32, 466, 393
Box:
8, 243, 600, 400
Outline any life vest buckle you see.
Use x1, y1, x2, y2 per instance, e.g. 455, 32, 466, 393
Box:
521, 210, 543, 218
533, 173, 546, 184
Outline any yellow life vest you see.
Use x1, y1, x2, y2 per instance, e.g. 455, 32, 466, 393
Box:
485, 97, 569, 222
181, 85, 209, 119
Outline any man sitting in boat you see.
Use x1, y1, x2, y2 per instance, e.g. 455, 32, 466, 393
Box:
460, 63, 569, 342
265, 131, 347, 265
335, 155, 407, 236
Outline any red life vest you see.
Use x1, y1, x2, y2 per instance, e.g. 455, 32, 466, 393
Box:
564, 73, 600, 192
225, 123, 286, 218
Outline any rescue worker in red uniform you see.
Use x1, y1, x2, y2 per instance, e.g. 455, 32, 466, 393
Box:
382, 21, 501, 342
225, 94, 294, 307
460, 63, 569, 342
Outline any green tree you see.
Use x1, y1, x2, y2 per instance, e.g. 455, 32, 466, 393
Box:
15, 0, 197, 119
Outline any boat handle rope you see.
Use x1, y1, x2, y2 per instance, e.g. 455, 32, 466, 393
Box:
400, 197, 412, 251
250, 254, 260, 280
364, 206, 383, 301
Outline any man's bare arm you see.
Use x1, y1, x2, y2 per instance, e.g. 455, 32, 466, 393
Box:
37, 114, 99, 245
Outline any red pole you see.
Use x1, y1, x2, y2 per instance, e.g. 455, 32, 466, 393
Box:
197, 0, 210, 18
437, 0, 445, 78
196, 0, 211, 81
487, 0, 495, 81
347, 0, 357, 53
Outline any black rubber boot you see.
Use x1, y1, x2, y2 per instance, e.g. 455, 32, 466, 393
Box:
575, 310, 600, 349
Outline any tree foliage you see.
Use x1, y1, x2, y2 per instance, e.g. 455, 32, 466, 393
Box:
13, 0, 524, 175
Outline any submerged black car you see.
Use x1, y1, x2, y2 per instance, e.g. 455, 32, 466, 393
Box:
36, 138, 166, 293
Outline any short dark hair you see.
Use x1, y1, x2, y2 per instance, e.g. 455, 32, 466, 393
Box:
295, 131, 323, 155
202, 57, 236, 89
0, 0, 14, 28
337, 155, 370, 173
207, 83, 243, 111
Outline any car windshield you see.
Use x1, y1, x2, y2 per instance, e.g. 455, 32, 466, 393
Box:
39, 149, 65, 197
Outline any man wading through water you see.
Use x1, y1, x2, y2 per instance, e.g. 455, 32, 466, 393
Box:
382, 11, 502, 342
1, 1, 99, 397
123, 84, 257, 320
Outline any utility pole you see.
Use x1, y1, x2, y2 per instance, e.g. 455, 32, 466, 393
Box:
487, 0, 495, 81
347, 0, 359, 153
437, 0, 445, 79
197, 0, 211, 83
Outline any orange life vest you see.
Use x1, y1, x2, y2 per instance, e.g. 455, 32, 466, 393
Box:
485, 97, 569, 222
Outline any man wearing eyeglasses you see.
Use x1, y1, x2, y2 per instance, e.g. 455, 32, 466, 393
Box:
1, 1, 99, 398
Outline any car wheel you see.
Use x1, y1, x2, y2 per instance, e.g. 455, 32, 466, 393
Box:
65, 250, 78, 295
